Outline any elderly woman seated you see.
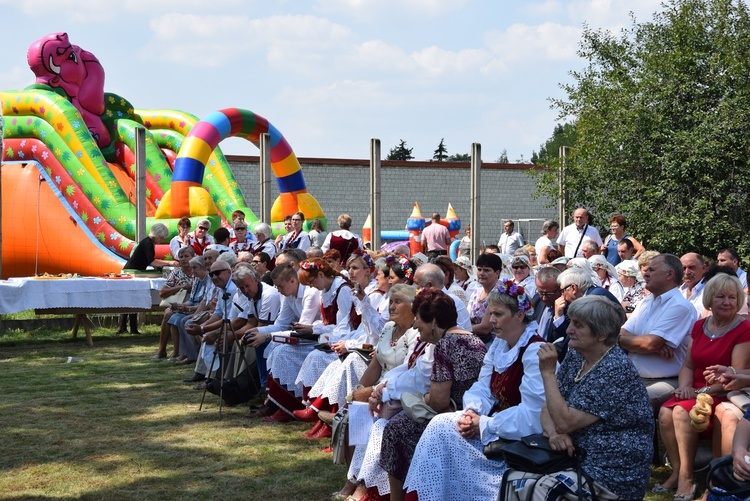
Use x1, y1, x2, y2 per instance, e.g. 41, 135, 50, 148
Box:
334, 284, 419, 500
617, 259, 646, 315
152, 245, 195, 359
168, 256, 212, 364
657, 274, 750, 500
510, 255, 536, 298
589, 254, 625, 301
500, 296, 653, 500
347, 288, 485, 500
401, 279, 544, 500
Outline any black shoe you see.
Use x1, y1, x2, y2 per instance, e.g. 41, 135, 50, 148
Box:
183, 373, 206, 383
115, 330, 127, 335
130, 330, 141, 335
193, 382, 206, 390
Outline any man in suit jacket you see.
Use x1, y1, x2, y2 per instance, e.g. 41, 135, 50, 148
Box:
552, 268, 622, 357
531, 266, 562, 343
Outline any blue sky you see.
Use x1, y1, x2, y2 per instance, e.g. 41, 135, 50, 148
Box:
0, 0, 661, 162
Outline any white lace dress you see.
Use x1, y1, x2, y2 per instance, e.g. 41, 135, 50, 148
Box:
295, 276, 357, 389
403, 325, 546, 500
265, 337, 314, 397
347, 340, 434, 496
307, 291, 393, 407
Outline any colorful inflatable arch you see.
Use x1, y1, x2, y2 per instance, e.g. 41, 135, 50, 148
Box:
0, 32, 325, 278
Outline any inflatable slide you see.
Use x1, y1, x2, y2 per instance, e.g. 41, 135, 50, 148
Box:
0, 32, 325, 278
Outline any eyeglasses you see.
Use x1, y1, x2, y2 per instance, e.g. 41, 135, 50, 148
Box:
538, 290, 561, 298
251, 260, 261, 266
209, 269, 228, 278
562, 284, 575, 292
198, 226, 209, 231
235, 228, 247, 231
512, 266, 527, 270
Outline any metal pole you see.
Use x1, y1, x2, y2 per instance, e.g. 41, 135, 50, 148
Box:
135, 127, 147, 242
370, 139, 381, 251
259, 133, 272, 224
558, 145, 568, 227
470, 143, 481, 263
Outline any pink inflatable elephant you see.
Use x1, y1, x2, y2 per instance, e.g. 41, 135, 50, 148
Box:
27, 32, 111, 148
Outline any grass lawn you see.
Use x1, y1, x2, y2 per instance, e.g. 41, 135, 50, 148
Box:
0, 324, 692, 500
0, 326, 341, 500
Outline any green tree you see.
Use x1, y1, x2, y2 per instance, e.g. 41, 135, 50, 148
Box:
386, 140, 414, 161
534, 0, 750, 258
448, 153, 471, 161
531, 123, 577, 165
433, 138, 448, 162
496, 149, 509, 163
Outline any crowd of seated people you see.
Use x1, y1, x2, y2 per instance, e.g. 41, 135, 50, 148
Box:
126, 208, 750, 501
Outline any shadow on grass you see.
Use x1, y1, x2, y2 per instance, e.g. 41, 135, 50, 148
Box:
0, 335, 343, 500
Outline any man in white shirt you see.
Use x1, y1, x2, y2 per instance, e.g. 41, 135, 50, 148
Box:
497, 220, 524, 255
717, 248, 748, 291
556, 208, 603, 258
679, 252, 707, 316
413, 264, 473, 332
244, 263, 322, 420
183, 260, 241, 386
227, 265, 282, 390
619, 254, 697, 414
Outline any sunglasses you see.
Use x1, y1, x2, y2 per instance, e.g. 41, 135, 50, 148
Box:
235, 227, 247, 231
198, 226, 209, 231
209, 269, 228, 278
538, 290, 561, 298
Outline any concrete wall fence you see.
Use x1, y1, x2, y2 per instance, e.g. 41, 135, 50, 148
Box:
227, 156, 557, 248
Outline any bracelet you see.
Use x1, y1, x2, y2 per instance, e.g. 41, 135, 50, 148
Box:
729, 366, 737, 375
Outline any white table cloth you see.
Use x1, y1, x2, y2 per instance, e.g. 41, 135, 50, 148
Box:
0, 277, 166, 314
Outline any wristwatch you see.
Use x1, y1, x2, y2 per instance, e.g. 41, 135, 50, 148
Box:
696, 386, 711, 394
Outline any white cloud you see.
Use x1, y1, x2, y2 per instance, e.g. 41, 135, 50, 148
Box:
484, 22, 582, 66
410, 46, 491, 77
0, 66, 31, 92
275, 80, 387, 108
143, 13, 353, 69
522, 0, 660, 30
0, 0, 247, 23
313, 0, 470, 19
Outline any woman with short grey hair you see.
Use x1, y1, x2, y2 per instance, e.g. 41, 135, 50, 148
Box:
250, 222, 277, 259
501, 295, 653, 500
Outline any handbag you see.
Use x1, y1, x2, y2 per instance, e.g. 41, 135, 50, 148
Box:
331, 406, 349, 465
706, 455, 750, 498
400, 392, 439, 424
501, 433, 576, 474
159, 289, 187, 308
378, 400, 403, 419
728, 389, 750, 412
483, 438, 512, 460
